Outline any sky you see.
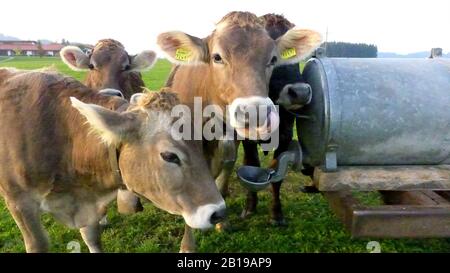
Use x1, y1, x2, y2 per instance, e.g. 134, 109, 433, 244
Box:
1, 0, 449, 55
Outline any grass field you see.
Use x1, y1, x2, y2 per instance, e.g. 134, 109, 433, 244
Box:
0, 56, 449, 253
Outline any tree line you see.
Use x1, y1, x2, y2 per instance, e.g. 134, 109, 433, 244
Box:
322, 42, 378, 58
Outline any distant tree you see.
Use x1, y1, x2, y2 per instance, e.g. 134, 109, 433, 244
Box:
61, 39, 70, 46
323, 42, 378, 58
37, 40, 45, 57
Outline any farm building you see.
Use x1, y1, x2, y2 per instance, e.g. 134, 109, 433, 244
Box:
0, 40, 64, 56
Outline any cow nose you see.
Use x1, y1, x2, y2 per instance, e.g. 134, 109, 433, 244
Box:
288, 86, 298, 98
288, 84, 312, 105
235, 104, 271, 127
210, 208, 227, 224
98, 88, 124, 98
229, 96, 280, 139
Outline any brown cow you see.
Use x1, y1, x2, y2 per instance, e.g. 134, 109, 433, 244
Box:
0, 68, 225, 252
242, 14, 316, 225
61, 39, 157, 215
157, 12, 321, 223
60, 39, 156, 99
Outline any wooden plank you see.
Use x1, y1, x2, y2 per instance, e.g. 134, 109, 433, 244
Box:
381, 191, 450, 205
322, 191, 357, 230
352, 205, 450, 238
314, 165, 450, 191
323, 191, 450, 238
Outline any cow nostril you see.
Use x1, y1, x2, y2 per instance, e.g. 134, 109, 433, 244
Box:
210, 208, 226, 224
288, 87, 298, 98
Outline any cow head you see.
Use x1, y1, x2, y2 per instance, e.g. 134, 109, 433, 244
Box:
60, 39, 156, 91
70, 91, 225, 229
261, 14, 314, 111
157, 11, 322, 139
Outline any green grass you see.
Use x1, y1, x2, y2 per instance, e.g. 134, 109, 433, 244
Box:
0, 56, 171, 90
0, 57, 449, 253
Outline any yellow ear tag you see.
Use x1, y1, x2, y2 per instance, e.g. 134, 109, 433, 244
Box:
175, 48, 191, 62
281, 48, 297, 59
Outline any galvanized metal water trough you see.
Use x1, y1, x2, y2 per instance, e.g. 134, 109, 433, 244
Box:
238, 48, 450, 238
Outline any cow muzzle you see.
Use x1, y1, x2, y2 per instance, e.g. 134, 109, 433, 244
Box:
228, 96, 280, 140
182, 201, 226, 229
277, 83, 312, 111
98, 88, 125, 98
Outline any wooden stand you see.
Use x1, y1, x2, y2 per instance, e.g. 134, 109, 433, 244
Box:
313, 166, 450, 238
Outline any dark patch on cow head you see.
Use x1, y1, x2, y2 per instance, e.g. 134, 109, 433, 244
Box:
261, 14, 296, 40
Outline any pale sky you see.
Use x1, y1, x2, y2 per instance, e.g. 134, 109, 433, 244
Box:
2, 0, 449, 55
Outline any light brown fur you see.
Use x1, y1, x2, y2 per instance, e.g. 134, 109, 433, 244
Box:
216, 11, 264, 29
0, 68, 223, 252
157, 11, 322, 226
61, 39, 156, 100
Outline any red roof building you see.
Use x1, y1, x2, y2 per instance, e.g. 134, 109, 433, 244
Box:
0, 41, 64, 56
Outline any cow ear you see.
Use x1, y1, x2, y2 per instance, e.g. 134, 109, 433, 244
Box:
70, 97, 139, 146
157, 31, 208, 65
276, 29, 322, 65
130, 50, 157, 72
60, 46, 90, 71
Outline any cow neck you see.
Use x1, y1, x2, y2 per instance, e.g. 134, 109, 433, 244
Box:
108, 101, 129, 189
108, 145, 125, 189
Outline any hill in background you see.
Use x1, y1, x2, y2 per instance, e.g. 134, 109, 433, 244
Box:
0, 33, 20, 41
378, 51, 450, 58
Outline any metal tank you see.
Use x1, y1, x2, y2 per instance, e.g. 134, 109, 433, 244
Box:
297, 54, 450, 171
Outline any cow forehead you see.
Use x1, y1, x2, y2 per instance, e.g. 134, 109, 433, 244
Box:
142, 111, 175, 136
212, 27, 275, 60
125, 91, 181, 137
94, 39, 125, 51
91, 40, 128, 61
216, 11, 264, 30
91, 46, 129, 64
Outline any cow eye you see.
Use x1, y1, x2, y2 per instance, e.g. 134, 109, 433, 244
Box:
160, 152, 181, 165
124, 64, 131, 71
268, 56, 277, 66
212, 53, 224, 64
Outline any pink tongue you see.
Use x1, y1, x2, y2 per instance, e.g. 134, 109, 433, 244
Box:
233, 110, 280, 140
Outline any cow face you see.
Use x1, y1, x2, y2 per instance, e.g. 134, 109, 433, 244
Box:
60, 39, 156, 91
261, 14, 313, 111
157, 12, 322, 139
70, 91, 225, 229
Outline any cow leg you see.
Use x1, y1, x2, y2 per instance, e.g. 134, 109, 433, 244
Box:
5, 197, 49, 252
80, 223, 102, 253
180, 224, 196, 253
268, 158, 286, 226
211, 139, 237, 232
116, 189, 143, 215
240, 141, 260, 219
270, 181, 286, 226
241, 191, 258, 219
214, 139, 238, 197
98, 204, 108, 226
268, 118, 294, 226
214, 159, 234, 231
